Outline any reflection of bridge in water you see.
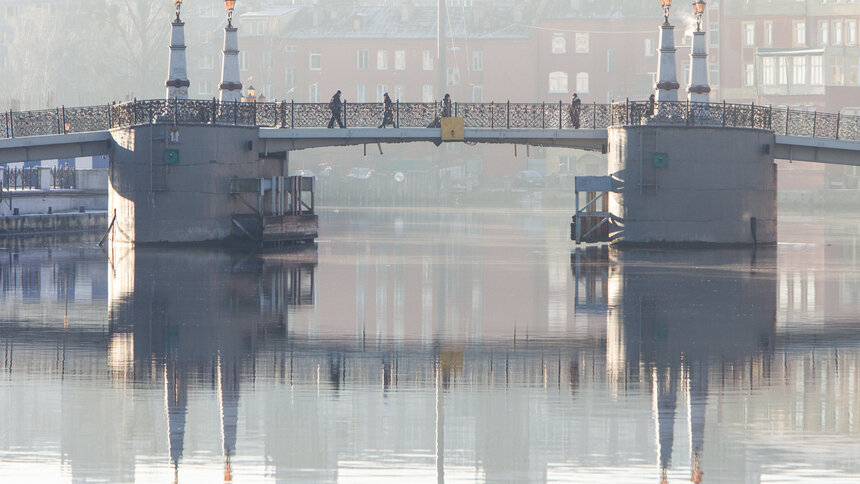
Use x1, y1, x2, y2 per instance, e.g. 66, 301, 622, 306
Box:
2, 244, 859, 482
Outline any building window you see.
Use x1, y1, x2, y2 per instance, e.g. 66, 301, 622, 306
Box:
744, 63, 754, 86
764, 21, 773, 47
447, 67, 460, 86
285, 67, 296, 88
743, 22, 755, 46
377, 50, 388, 70
422, 85, 434, 102
262, 51, 274, 72
762, 57, 775, 85
848, 20, 857, 45
644, 38, 655, 56
793, 56, 807, 84
376, 84, 387, 102
239, 52, 248, 71
709, 23, 719, 45
607, 49, 614, 73
778, 57, 788, 85
819, 20, 829, 46
284, 45, 297, 53
811, 55, 824, 85
357, 50, 369, 70
575, 33, 589, 53
394, 50, 406, 70
356, 84, 367, 102
552, 34, 566, 54
200, 54, 214, 70
309, 83, 319, 102
423, 50, 433, 70
394, 85, 405, 101
847, 56, 859, 85
575, 72, 589, 93
198, 79, 213, 96
833, 20, 843, 45
795, 21, 806, 46
472, 51, 483, 72
309, 52, 321, 70
829, 55, 844, 85
472, 85, 483, 102
548, 71, 568, 93
709, 64, 720, 87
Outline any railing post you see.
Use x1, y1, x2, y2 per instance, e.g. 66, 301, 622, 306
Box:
454, 102, 458, 118
506, 100, 510, 129
836, 113, 841, 140
173, 96, 178, 125
785, 106, 790, 135
252, 99, 257, 126
62, 106, 67, 134
768, 105, 773, 130
56, 108, 61, 134
212, 97, 217, 124
291, 100, 295, 128
750, 102, 755, 128
558, 100, 562, 128
541, 101, 545, 129
108, 104, 112, 129
491, 102, 495, 129
343, 100, 348, 128
9, 110, 13, 138
625, 98, 629, 125
396, 100, 400, 128
686, 99, 690, 126
722, 100, 727, 127
592, 101, 597, 128
280, 101, 286, 128
233, 99, 238, 125
812, 111, 818, 137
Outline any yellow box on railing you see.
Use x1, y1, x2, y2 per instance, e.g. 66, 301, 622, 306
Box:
441, 117, 465, 141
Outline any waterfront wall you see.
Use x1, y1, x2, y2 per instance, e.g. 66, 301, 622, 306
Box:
608, 125, 777, 244
0, 212, 107, 236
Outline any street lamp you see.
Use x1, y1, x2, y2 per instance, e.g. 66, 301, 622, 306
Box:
225, 0, 236, 26
174, 0, 182, 20
659, 0, 672, 25
692, 0, 706, 32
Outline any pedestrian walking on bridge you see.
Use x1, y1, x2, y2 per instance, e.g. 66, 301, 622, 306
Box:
328, 90, 345, 128
379, 93, 397, 128
569, 93, 582, 129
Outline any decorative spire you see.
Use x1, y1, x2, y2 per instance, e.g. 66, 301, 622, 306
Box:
219, 0, 242, 102
166, 2, 189, 99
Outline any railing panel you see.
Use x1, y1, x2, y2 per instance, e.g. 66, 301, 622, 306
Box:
345, 102, 382, 128
256, 102, 280, 127
840, 114, 860, 141
398, 103, 437, 128
64, 105, 110, 134
460, 103, 493, 128
292, 103, 330, 128
787, 109, 814, 137
11, 108, 60, 137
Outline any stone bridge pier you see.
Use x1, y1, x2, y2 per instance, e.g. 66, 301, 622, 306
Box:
608, 125, 777, 245
108, 124, 316, 245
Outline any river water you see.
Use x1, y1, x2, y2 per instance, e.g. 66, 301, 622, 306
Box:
1, 207, 859, 483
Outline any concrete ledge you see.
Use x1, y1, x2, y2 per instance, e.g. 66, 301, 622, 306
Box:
0, 211, 108, 237
0, 131, 112, 164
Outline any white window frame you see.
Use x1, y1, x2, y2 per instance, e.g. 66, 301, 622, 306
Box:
394, 50, 406, 70
422, 85, 434, 102
743, 22, 755, 47
309, 52, 321, 71
575, 32, 589, 54
551, 34, 566, 54
548, 71, 568, 93
377, 50, 389, 70
356, 84, 367, 103
357, 50, 369, 70
792, 56, 807, 85
423, 50, 433, 70
472, 51, 483, 72
575, 72, 589, 93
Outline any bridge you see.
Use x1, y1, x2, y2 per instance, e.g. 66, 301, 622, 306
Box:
1, 99, 859, 164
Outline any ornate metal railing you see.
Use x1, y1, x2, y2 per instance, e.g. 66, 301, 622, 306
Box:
1, 167, 41, 190
1, 98, 859, 142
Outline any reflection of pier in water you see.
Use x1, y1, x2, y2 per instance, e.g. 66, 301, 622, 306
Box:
2, 244, 860, 482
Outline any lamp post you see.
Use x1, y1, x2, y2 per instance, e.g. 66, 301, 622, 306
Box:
220, 0, 243, 102
688, 0, 711, 104
165, 0, 190, 100
654, 0, 680, 110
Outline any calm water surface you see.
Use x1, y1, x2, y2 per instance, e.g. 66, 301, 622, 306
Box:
1, 207, 860, 483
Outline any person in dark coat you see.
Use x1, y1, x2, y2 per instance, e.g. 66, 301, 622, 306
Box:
569, 93, 582, 129
379, 93, 397, 128
647, 93, 656, 117
327, 90, 345, 128
428, 93, 453, 128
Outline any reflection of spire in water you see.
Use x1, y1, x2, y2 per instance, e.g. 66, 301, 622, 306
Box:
218, 353, 240, 476
164, 360, 187, 476
687, 360, 708, 484
652, 364, 678, 482
435, 358, 445, 484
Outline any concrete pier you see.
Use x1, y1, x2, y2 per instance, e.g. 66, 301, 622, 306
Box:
608, 125, 777, 244
108, 124, 316, 245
